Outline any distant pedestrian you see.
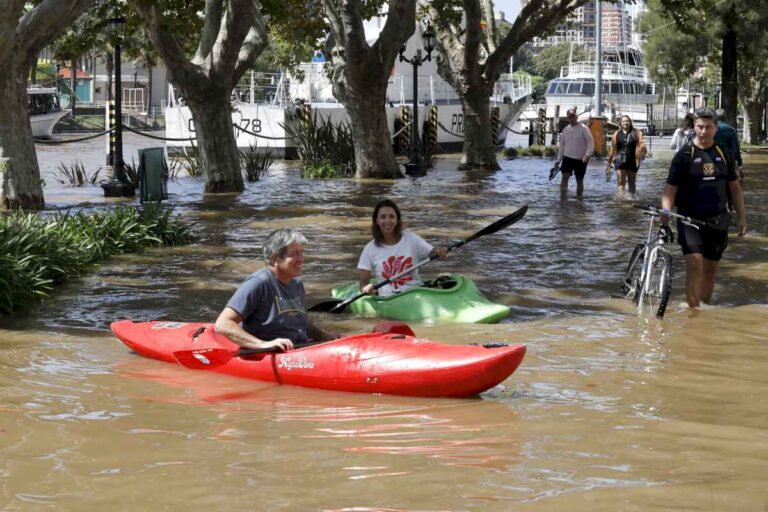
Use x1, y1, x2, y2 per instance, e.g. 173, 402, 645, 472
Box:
556, 108, 594, 200
660, 108, 747, 309
670, 113, 695, 152
606, 115, 647, 200
714, 109, 743, 182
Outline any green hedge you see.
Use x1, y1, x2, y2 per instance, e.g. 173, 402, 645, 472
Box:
0, 205, 195, 315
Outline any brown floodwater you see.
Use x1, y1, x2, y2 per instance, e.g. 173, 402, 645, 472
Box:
1, 134, 766, 510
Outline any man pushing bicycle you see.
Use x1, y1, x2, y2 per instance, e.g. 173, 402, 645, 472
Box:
660, 108, 747, 309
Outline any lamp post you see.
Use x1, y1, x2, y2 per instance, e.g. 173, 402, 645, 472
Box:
398, 24, 437, 176
102, 16, 134, 196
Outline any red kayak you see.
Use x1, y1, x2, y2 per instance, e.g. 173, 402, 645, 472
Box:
110, 320, 526, 398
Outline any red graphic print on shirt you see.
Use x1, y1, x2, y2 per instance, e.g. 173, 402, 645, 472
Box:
382, 255, 414, 290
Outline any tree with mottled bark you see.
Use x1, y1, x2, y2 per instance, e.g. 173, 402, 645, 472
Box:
135, 0, 268, 193
0, 0, 92, 211
427, 0, 592, 170
323, 0, 417, 179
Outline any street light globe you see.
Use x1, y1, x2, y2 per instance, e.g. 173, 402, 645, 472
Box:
422, 24, 437, 55
107, 16, 126, 40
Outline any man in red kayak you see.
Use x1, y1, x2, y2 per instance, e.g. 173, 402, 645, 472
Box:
215, 228, 335, 352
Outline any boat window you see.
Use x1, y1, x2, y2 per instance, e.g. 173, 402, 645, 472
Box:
611, 82, 621, 94
581, 82, 594, 95
28, 93, 56, 115
566, 82, 579, 94
556, 81, 568, 94
547, 82, 558, 95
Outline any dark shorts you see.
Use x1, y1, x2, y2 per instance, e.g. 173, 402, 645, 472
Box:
561, 156, 588, 180
677, 221, 729, 261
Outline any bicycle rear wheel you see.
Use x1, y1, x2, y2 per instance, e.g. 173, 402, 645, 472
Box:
642, 250, 673, 317
622, 243, 645, 303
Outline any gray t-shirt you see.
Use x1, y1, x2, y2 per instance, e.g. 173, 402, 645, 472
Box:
225, 267, 308, 344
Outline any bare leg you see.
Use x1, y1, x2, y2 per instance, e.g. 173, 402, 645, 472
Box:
627, 170, 638, 194
560, 172, 571, 200
684, 253, 704, 308
617, 168, 627, 192
576, 177, 584, 198
700, 258, 720, 304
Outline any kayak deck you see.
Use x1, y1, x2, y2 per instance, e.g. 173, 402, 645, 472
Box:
331, 273, 510, 323
111, 320, 525, 398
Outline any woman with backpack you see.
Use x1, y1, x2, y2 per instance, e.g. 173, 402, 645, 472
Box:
606, 115, 647, 200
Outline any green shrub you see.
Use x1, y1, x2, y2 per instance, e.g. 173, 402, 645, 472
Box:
240, 144, 273, 181
53, 161, 101, 186
504, 145, 559, 158
301, 161, 344, 179
0, 206, 195, 315
282, 111, 355, 178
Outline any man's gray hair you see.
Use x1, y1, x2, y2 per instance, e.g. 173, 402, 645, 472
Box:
263, 228, 308, 265
694, 107, 717, 122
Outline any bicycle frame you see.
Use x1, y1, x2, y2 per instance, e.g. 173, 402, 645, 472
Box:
623, 205, 703, 317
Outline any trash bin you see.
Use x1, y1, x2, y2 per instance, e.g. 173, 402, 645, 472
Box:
138, 147, 168, 203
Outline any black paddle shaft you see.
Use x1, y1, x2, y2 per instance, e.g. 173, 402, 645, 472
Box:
320, 205, 529, 314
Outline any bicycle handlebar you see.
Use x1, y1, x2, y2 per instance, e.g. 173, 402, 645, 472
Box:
634, 204, 704, 229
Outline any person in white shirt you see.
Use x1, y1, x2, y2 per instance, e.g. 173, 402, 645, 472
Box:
358, 199, 448, 297
669, 113, 695, 152
556, 108, 595, 199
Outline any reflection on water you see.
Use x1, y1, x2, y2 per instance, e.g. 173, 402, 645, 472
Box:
0, 135, 766, 510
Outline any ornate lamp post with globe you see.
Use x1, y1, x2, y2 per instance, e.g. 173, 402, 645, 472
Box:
398, 24, 437, 176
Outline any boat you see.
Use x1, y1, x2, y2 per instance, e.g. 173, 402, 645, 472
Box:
548, 46, 685, 132
27, 86, 68, 138
330, 274, 510, 324
164, 20, 532, 157
110, 320, 526, 398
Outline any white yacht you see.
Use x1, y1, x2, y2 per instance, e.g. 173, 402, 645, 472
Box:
28, 86, 68, 138
543, 46, 670, 129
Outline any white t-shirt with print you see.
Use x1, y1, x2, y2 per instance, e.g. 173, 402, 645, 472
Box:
357, 230, 434, 296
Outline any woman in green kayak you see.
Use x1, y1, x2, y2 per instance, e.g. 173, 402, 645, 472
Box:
358, 199, 448, 296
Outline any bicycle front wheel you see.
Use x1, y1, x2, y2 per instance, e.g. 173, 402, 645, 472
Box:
642, 250, 673, 318
622, 243, 645, 304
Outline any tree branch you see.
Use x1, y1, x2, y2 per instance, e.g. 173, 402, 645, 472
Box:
210, 0, 259, 79
15, 0, 92, 65
195, 0, 224, 64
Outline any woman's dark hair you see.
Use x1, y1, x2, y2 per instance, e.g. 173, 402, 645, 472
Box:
371, 199, 403, 246
682, 113, 695, 129
620, 115, 634, 130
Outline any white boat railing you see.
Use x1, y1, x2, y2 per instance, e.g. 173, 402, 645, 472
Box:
561, 61, 648, 81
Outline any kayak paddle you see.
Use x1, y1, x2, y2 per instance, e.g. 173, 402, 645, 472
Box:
174, 346, 280, 370
309, 204, 529, 314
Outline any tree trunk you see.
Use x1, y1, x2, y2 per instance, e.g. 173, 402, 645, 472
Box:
344, 80, 400, 178
721, 7, 738, 125
459, 87, 500, 170
742, 100, 763, 144
0, 68, 45, 210
186, 94, 243, 193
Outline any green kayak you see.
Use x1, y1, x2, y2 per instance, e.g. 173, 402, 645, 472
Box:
330, 274, 510, 324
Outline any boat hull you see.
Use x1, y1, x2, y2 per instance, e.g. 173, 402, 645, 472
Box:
331, 274, 510, 324
164, 102, 519, 158
30, 110, 68, 138
111, 320, 525, 398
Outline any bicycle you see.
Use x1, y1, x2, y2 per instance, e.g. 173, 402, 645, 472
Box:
621, 205, 703, 318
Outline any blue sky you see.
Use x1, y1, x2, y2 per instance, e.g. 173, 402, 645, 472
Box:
495, 0, 522, 21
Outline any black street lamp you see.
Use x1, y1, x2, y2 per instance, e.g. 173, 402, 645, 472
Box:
102, 16, 134, 196
398, 24, 437, 176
